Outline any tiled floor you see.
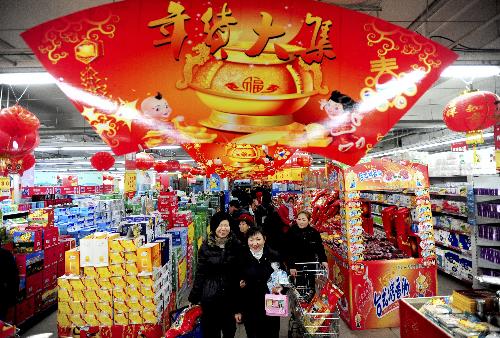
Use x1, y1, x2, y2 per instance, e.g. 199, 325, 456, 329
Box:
22, 271, 468, 338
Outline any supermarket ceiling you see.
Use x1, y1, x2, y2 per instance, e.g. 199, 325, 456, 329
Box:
0, 0, 500, 162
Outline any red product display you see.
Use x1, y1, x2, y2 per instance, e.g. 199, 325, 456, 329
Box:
43, 246, 57, 268
25, 272, 43, 297
57, 261, 65, 278
165, 305, 203, 338
381, 206, 398, 246
42, 265, 57, 288
394, 208, 413, 257
59, 236, 76, 251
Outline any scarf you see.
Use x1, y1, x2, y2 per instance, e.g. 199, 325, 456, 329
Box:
208, 234, 230, 248
251, 248, 264, 260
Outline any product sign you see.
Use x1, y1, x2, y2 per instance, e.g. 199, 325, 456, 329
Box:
22, 186, 54, 198
0, 177, 10, 199
54, 186, 80, 195
22, 0, 456, 165
124, 171, 137, 196
451, 141, 467, 152
495, 124, 500, 172
205, 174, 221, 192
34, 172, 57, 186
77, 172, 103, 186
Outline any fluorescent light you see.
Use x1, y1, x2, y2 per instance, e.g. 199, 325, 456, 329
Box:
310, 166, 325, 170
179, 159, 195, 163
0, 72, 56, 85
153, 146, 182, 150
366, 132, 494, 158
440, 65, 500, 78
35, 146, 111, 151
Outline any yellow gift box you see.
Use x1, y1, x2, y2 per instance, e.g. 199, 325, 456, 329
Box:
69, 278, 85, 291
57, 276, 71, 290
138, 274, 154, 287
114, 313, 128, 325
84, 314, 99, 326
84, 302, 98, 313
137, 243, 161, 273
70, 314, 85, 327
109, 239, 124, 253
125, 263, 139, 275
129, 311, 143, 324
140, 298, 158, 311
96, 302, 113, 315
110, 276, 126, 289
58, 288, 71, 302
58, 301, 71, 314
83, 267, 98, 278
72, 290, 86, 302
127, 288, 141, 300
69, 302, 85, 315
113, 301, 129, 313
97, 278, 113, 290
120, 237, 143, 252
96, 289, 112, 302
139, 286, 156, 299
97, 313, 113, 326
96, 267, 112, 279
109, 252, 125, 264
127, 300, 143, 312
110, 264, 126, 276
84, 290, 99, 302
83, 278, 99, 289
57, 312, 71, 327
65, 249, 80, 275
124, 275, 141, 288
124, 252, 137, 263
113, 288, 128, 301
142, 311, 158, 324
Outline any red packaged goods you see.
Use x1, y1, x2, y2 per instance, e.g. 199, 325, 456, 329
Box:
42, 265, 57, 288
13, 229, 42, 253
165, 305, 203, 338
59, 236, 76, 251
43, 246, 57, 268
55, 242, 65, 262
381, 206, 398, 246
15, 251, 44, 276
28, 208, 54, 227
57, 261, 65, 277
26, 272, 43, 297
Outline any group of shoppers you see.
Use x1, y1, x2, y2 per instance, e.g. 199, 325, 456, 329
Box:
189, 193, 328, 338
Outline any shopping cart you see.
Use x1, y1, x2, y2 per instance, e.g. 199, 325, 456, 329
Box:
288, 262, 341, 338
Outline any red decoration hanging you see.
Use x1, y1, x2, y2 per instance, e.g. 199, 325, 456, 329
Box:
153, 161, 168, 173
166, 160, 180, 171
180, 163, 192, 173
21, 153, 36, 173
0, 105, 40, 158
443, 90, 499, 132
90, 152, 115, 171
135, 152, 154, 171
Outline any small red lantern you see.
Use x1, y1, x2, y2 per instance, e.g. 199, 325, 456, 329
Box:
21, 153, 36, 173
90, 152, 115, 171
0, 105, 40, 158
166, 160, 180, 171
135, 152, 154, 171
296, 154, 312, 167
180, 163, 191, 173
443, 90, 498, 132
154, 161, 168, 173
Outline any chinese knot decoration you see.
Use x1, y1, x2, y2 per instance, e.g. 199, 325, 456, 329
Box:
443, 90, 499, 132
0, 105, 40, 158
0, 153, 36, 176
90, 152, 115, 171
135, 152, 155, 171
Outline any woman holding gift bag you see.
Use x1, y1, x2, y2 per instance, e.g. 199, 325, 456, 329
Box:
189, 216, 242, 338
235, 227, 286, 338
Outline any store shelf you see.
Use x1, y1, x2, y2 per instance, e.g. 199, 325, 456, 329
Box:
372, 211, 381, 216
478, 258, 500, 270
433, 226, 471, 236
475, 215, 500, 225
1, 210, 29, 219
477, 238, 500, 247
429, 192, 467, 198
475, 275, 500, 286
367, 200, 414, 209
437, 266, 473, 284
474, 195, 500, 202
431, 209, 468, 218
435, 241, 471, 256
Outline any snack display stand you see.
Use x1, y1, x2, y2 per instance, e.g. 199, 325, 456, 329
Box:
323, 159, 438, 330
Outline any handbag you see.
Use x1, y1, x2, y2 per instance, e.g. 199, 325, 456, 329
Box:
265, 293, 289, 317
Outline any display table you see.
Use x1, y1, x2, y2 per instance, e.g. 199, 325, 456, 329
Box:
399, 297, 452, 338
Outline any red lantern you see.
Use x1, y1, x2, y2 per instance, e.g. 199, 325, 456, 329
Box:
0, 105, 40, 158
296, 154, 312, 167
154, 161, 168, 173
443, 90, 498, 132
166, 160, 180, 171
21, 153, 36, 173
90, 152, 115, 171
180, 163, 191, 173
135, 152, 154, 171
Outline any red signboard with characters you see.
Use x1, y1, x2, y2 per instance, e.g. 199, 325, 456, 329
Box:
451, 141, 467, 152
22, 0, 456, 165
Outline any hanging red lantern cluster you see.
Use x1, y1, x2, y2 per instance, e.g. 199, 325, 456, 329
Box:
90, 152, 115, 171
135, 152, 154, 171
180, 163, 192, 173
0, 105, 40, 158
0, 153, 36, 176
153, 161, 168, 173
166, 160, 180, 171
443, 90, 498, 132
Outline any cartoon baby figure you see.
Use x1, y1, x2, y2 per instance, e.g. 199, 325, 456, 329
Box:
320, 90, 365, 152
141, 92, 172, 122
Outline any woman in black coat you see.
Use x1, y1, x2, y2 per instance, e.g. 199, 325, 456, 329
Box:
188, 216, 242, 338
235, 227, 284, 338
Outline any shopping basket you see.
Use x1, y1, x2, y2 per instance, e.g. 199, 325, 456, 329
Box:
288, 262, 341, 337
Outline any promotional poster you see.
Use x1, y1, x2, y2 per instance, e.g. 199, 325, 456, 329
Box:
22, 0, 457, 165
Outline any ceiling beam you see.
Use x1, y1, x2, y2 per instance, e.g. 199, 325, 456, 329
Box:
448, 11, 500, 49
406, 0, 453, 32
426, 0, 481, 37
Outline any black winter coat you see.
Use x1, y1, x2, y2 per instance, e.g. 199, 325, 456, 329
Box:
0, 248, 19, 315
188, 235, 242, 312
285, 225, 327, 269
236, 246, 281, 314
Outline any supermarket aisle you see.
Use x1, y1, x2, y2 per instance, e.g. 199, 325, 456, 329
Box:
21, 271, 467, 337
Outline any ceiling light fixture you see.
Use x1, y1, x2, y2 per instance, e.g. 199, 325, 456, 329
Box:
153, 146, 182, 150
0, 72, 56, 85
440, 65, 500, 78
35, 146, 111, 152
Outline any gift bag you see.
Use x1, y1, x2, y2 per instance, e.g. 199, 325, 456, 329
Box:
265, 294, 289, 317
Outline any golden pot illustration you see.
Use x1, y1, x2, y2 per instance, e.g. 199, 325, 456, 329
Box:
225, 144, 263, 167
177, 42, 328, 133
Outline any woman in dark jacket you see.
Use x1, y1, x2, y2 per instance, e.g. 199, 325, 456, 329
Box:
285, 211, 328, 294
0, 248, 19, 321
188, 216, 242, 338
235, 227, 284, 338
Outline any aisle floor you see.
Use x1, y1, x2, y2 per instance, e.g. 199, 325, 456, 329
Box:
22, 271, 466, 338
